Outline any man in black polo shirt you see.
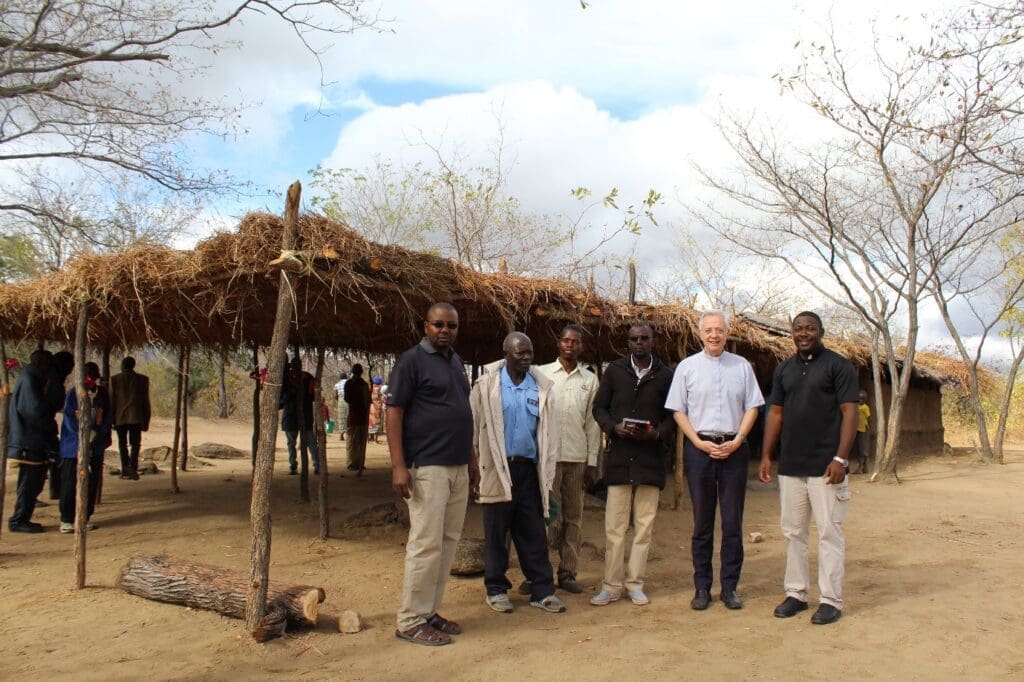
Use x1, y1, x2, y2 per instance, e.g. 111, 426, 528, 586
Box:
758, 311, 858, 625
388, 302, 479, 646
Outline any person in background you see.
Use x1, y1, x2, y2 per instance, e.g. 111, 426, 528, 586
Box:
110, 356, 151, 480
856, 390, 871, 474
57, 362, 106, 533
333, 371, 348, 442
368, 378, 384, 443
7, 350, 54, 533
345, 364, 371, 473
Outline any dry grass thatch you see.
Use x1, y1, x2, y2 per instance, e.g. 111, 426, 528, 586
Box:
0, 211, 964, 386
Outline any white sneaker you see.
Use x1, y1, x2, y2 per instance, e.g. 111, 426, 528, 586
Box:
85, 522, 97, 531
59, 522, 73, 534
530, 594, 567, 613
485, 592, 514, 613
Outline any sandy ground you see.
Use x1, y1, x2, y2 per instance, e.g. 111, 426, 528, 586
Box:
1, 416, 1022, 680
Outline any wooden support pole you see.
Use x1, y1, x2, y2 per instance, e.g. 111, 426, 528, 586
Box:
97, 346, 110, 506
628, 261, 637, 305
313, 347, 329, 540
170, 346, 185, 493
73, 299, 92, 589
251, 344, 260, 468
673, 429, 685, 511
0, 334, 11, 544
246, 181, 301, 639
180, 346, 191, 472
297, 349, 310, 503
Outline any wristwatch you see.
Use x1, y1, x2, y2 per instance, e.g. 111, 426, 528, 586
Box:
832, 456, 848, 467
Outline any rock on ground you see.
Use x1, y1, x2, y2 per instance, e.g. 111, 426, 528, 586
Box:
189, 443, 247, 459
338, 610, 362, 634
342, 502, 410, 529
450, 538, 486, 576
141, 446, 173, 462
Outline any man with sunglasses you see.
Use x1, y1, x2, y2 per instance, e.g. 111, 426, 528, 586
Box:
666, 311, 764, 611
388, 303, 478, 646
591, 323, 675, 607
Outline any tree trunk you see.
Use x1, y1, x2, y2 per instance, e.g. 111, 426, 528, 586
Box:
868, 333, 886, 477
246, 181, 301, 639
218, 347, 229, 419
314, 347, 329, 539
73, 300, 91, 589
993, 345, 1024, 465
180, 346, 191, 472
251, 344, 260, 467
170, 346, 185, 493
118, 554, 325, 642
0, 334, 11, 544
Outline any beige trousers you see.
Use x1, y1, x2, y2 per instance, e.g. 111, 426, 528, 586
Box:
779, 475, 851, 609
602, 484, 659, 595
549, 461, 586, 580
396, 464, 469, 630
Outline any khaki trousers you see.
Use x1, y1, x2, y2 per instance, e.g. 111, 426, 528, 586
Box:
550, 461, 586, 580
602, 484, 659, 595
396, 464, 469, 630
779, 475, 851, 609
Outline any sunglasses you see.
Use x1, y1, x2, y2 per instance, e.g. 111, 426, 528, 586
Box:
428, 321, 459, 330
628, 335, 650, 342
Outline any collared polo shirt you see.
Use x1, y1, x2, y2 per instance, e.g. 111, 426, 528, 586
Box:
500, 366, 539, 460
767, 346, 859, 476
665, 350, 764, 434
386, 338, 473, 468
539, 360, 600, 465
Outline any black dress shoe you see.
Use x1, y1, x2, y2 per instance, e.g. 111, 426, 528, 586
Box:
518, 580, 532, 596
811, 603, 842, 625
774, 596, 809, 618
690, 588, 712, 610
9, 521, 44, 533
559, 576, 584, 594
721, 589, 743, 610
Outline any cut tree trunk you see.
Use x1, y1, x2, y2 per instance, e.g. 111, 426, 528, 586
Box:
246, 181, 301, 638
118, 554, 325, 642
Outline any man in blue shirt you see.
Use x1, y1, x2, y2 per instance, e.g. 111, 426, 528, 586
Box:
472, 332, 565, 615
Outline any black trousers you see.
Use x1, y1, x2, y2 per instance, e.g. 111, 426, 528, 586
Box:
483, 460, 556, 601
57, 443, 104, 524
115, 424, 142, 474
9, 461, 47, 526
49, 457, 61, 499
684, 441, 749, 591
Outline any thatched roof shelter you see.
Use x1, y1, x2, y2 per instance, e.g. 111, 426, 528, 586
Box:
0, 211, 964, 388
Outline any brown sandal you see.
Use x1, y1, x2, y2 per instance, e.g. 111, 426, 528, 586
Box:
395, 622, 452, 646
426, 613, 462, 635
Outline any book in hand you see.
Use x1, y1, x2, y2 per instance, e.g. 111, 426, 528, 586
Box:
622, 418, 652, 429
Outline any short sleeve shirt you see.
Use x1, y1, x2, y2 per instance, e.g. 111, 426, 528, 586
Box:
500, 367, 539, 460
665, 350, 764, 433
768, 347, 859, 476
386, 338, 473, 468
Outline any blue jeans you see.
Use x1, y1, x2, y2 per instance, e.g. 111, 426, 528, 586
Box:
285, 428, 320, 474
684, 441, 749, 591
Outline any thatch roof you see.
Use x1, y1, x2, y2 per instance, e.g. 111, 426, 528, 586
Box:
0, 212, 959, 386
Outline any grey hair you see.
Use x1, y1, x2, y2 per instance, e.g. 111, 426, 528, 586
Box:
502, 331, 532, 353
698, 310, 730, 331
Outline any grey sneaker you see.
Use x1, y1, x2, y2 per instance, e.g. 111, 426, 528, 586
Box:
627, 588, 650, 606
59, 522, 73, 534
589, 589, 620, 606
486, 592, 514, 613
530, 595, 567, 613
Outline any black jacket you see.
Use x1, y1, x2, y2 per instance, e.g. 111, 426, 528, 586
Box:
278, 370, 316, 431
592, 355, 675, 489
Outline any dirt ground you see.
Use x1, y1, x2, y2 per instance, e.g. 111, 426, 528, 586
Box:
1, 416, 1022, 680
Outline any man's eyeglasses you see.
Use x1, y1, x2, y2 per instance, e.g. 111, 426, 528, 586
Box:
628, 335, 650, 342
428, 321, 459, 330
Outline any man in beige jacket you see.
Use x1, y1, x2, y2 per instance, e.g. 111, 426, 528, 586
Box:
110, 356, 151, 480
472, 331, 565, 615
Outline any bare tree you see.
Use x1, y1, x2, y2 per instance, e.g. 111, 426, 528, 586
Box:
0, 0, 378, 228
695, 7, 1024, 477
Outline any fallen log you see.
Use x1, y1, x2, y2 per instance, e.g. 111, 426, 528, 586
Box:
117, 554, 325, 642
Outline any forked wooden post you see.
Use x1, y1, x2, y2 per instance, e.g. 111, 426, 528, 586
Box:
180, 346, 191, 471
313, 346, 329, 539
0, 334, 11, 544
73, 299, 92, 589
245, 181, 302, 638
170, 346, 185, 493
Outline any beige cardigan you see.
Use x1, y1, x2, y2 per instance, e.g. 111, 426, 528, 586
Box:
471, 361, 559, 516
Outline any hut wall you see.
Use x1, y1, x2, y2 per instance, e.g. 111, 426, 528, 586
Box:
858, 370, 944, 456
